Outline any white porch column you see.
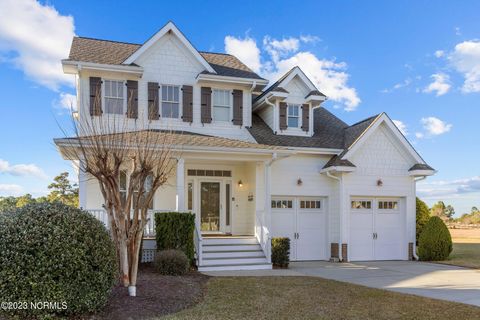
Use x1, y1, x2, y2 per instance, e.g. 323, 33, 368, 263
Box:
176, 158, 185, 212
78, 160, 87, 209
264, 161, 272, 230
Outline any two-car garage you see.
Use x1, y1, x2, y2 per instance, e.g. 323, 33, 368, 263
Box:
270, 195, 407, 262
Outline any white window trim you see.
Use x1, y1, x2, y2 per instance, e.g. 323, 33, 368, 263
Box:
211, 88, 233, 123
119, 170, 155, 209
160, 84, 182, 120
287, 104, 301, 129
351, 199, 373, 210
102, 79, 127, 116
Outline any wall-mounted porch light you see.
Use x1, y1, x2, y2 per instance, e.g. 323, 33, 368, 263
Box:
238, 180, 243, 187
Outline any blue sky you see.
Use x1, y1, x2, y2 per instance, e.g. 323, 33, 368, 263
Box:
0, 0, 479, 216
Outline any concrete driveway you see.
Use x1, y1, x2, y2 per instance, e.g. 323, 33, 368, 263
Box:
203, 261, 480, 307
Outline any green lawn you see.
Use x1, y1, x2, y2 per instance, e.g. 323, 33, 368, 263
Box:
436, 243, 480, 269
435, 228, 480, 269
161, 276, 480, 320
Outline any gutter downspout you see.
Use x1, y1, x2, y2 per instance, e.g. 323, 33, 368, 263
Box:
265, 96, 277, 134
324, 170, 344, 261
412, 175, 427, 260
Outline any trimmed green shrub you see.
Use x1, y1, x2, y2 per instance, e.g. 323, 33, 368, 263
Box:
418, 216, 453, 261
271, 237, 290, 268
154, 249, 189, 276
416, 197, 431, 244
0, 202, 117, 318
155, 211, 195, 265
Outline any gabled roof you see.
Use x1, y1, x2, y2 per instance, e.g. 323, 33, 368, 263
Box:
253, 66, 326, 105
65, 27, 265, 80
409, 163, 434, 171
122, 22, 215, 73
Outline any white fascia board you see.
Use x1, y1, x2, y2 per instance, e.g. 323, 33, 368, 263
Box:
54, 139, 295, 157
305, 95, 327, 103
196, 73, 268, 86
252, 92, 288, 110
341, 113, 424, 164
409, 169, 436, 177
62, 60, 144, 76
281, 66, 317, 91
320, 166, 356, 173
288, 147, 343, 155
122, 22, 215, 73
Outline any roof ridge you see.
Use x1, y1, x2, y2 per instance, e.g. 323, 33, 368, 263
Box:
198, 51, 233, 56
348, 114, 381, 128
75, 36, 141, 46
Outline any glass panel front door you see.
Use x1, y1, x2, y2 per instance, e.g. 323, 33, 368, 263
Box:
200, 182, 221, 232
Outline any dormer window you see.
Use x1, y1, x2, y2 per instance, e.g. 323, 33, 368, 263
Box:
161, 85, 180, 118
287, 104, 300, 128
104, 80, 125, 114
213, 89, 231, 121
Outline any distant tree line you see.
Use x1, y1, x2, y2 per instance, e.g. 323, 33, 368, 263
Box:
0, 172, 78, 212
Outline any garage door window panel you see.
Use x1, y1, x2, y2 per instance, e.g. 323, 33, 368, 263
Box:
300, 200, 321, 209
271, 199, 293, 209
351, 200, 372, 210
378, 201, 399, 211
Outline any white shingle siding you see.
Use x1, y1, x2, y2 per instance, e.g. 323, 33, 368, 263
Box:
77, 33, 256, 142
343, 124, 417, 244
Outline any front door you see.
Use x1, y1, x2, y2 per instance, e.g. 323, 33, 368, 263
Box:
200, 182, 221, 232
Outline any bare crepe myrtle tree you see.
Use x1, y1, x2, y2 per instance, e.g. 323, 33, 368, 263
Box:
60, 85, 179, 296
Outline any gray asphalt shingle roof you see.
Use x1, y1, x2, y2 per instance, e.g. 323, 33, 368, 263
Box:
66, 37, 265, 80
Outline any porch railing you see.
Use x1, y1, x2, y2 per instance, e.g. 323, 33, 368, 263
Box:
86, 209, 162, 238
255, 211, 272, 263
87, 209, 203, 265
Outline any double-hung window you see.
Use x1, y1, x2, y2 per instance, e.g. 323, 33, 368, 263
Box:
213, 89, 231, 121
104, 80, 125, 115
161, 85, 180, 118
287, 104, 300, 128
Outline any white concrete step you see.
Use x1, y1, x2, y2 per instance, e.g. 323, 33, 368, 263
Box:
203, 250, 265, 258
199, 263, 272, 272
202, 257, 268, 266
202, 244, 262, 252
202, 237, 258, 245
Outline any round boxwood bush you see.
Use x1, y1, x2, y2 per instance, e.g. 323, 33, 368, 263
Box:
0, 202, 117, 318
154, 249, 189, 276
418, 216, 453, 261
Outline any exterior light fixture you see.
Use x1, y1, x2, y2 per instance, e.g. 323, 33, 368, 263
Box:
297, 178, 303, 186
377, 179, 383, 187
238, 180, 243, 187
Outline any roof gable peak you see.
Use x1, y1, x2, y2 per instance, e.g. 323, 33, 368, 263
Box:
122, 21, 216, 73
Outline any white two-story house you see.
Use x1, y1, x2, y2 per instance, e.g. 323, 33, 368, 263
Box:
55, 22, 435, 271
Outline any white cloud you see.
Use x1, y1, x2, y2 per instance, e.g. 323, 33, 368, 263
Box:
224, 34, 360, 111
448, 40, 480, 93
415, 132, 424, 139
0, 184, 23, 196
392, 120, 408, 136
423, 73, 451, 96
56, 92, 77, 111
418, 176, 480, 199
0, 0, 75, 90
0, 159, 48, 179
382, 78, 412, 93
419, 117, 452, 137
225, 35, 262, 73
434, 50, 445, 58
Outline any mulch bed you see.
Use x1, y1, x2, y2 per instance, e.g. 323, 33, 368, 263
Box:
82, 264, 209, 320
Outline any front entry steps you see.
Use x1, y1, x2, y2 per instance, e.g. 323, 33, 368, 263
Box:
198, 236, 272, 271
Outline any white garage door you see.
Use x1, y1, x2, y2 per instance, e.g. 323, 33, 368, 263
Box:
349, 198, 406, 261
271, 197, 327, 261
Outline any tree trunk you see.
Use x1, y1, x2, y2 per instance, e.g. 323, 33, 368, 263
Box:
128, 228, 144, 296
